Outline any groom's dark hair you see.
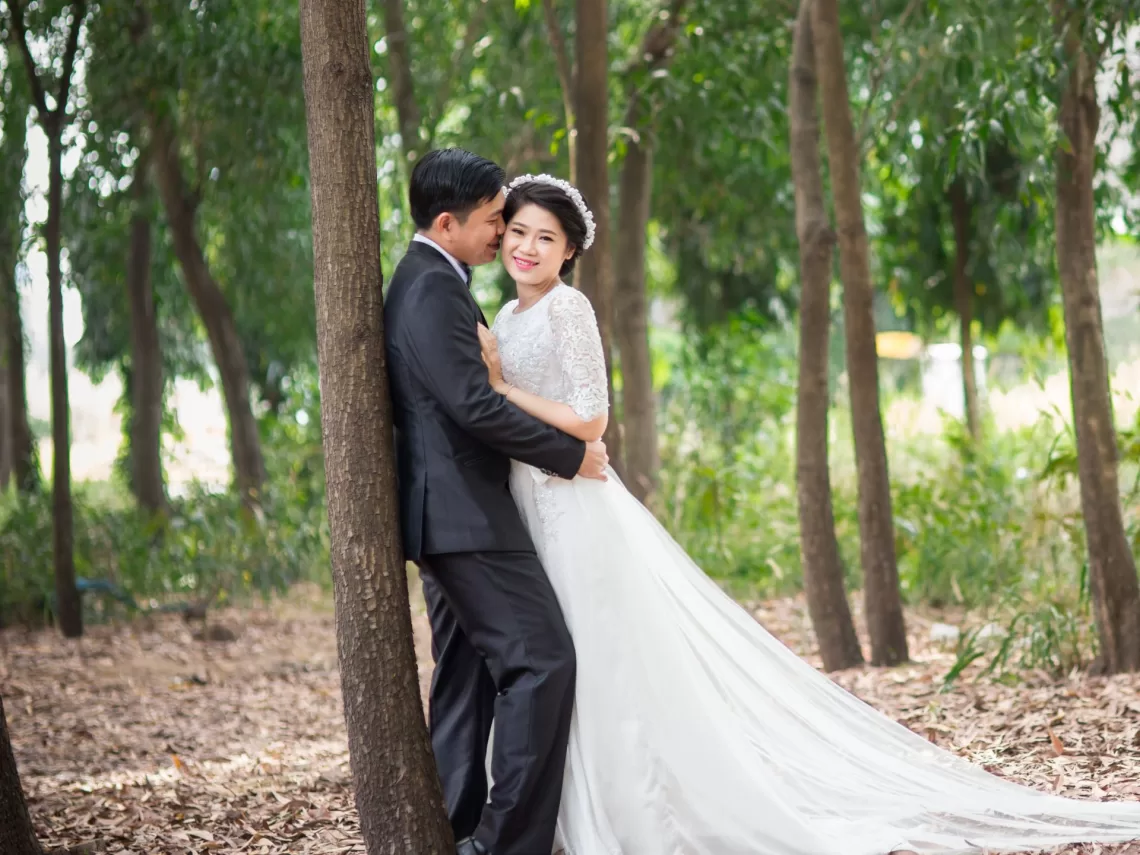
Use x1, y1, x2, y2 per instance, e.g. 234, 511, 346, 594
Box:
410, 148, 506, 230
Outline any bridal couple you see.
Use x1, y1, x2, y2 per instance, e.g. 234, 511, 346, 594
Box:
382, 148, 1140, 855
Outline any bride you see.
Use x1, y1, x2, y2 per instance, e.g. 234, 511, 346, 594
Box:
477, 172, 1140, 855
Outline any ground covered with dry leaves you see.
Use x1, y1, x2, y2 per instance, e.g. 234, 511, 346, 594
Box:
2, 583, 1139, 854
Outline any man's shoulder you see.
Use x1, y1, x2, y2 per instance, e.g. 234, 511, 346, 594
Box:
389, 255, 457, 307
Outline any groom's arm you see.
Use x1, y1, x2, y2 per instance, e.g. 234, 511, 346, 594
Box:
398, 273, 586, 479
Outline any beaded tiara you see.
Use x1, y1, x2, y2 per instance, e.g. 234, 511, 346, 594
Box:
503, 173, 596, 251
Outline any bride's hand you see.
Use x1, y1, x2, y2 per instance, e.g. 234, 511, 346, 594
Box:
477, 324, 509, 394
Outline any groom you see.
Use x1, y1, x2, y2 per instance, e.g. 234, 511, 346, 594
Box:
384, 148, 609, 855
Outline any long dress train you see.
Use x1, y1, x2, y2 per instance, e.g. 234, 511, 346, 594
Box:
491, 283, 1140, 855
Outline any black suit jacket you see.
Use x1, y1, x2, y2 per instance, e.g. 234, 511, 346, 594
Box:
384, 240, 586, 560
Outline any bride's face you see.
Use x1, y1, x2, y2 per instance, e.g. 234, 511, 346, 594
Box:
501, 203, 575, 287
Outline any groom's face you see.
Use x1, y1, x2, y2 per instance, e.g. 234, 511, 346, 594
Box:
444, 192, 507, 267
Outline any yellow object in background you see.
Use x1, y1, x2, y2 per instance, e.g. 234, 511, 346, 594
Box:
875, 331, 923, 360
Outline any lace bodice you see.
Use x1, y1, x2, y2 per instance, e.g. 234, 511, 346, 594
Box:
492, 283, 609, 422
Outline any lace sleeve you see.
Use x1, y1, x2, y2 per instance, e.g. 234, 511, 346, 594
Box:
548, 287, 609, 421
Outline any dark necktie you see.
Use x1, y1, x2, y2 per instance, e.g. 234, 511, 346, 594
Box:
459, 262, 472, 283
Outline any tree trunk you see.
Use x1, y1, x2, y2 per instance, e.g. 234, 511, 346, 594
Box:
1053, 12, 1140, 674
149, 114, 266, 505
574, 0, 622, 473
609, 2, 688, 506
0, 76, 37, 494
3, 266, 36, 493
948, 178, 980, 442
0, 696, 42, 855
790, 0, 863, 672
126, 150, 166, 515
380, 0, 421, 163
0, 358, 10, 488
542, 0, 577, 185
45, 119, 81, 639
300, 0, 454, 850
613, 129, 657, 503
812, 0, 908, 666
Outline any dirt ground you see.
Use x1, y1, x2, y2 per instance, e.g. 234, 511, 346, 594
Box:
3, 583, 1140, 854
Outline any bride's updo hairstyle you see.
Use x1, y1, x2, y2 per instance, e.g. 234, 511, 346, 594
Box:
502, 175, 596, 277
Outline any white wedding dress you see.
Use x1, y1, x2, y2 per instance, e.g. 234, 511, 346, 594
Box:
491, 282, 1140, 855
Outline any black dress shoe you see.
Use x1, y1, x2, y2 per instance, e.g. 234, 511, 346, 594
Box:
456, 837, 487, 855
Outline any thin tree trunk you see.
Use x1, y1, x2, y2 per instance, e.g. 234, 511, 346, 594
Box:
0, 696, 42, 855
45, 117, 81, 639
300, 0, 454, 850
4, 278, 35, 493
1053, 10, 1140, 674
812, 0, 908, 666
542, 0, 577, 184
613, 127, 657, 503
149, 114, 266, 505
0, 359, 10, 488
790, 0, 863, 672
0, 80, 36, 495
0, 100, 18, 489
575, 0, 623, 473
380, 0, 421, 163
948, 178, 980, 442
126, 149, 166, 515
610, 0, 687, 505
2, 11, 40, 494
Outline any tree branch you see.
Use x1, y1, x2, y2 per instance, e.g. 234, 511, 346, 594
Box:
623, 0, 689, 81
56, 0, 87, 120
621, 0, 690, 133
542, 0, 577, 178
855, 0, 922, 145
503, 122, 557, 175
425, 1, 489, 146
1095, 6, 1126, 63
859, 50, 934, 158
6, 0, 51, 119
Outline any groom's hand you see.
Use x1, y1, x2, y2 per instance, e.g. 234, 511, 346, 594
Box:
577, 440, 609, 481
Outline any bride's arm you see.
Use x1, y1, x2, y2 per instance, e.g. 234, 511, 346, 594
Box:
479, 288, 610, 443
479, 326, 608, 441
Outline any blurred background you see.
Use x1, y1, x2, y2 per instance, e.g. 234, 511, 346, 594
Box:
0, 0, 1138, 680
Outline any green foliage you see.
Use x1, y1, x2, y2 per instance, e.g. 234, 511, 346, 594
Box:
657, 314, 823, 595
76, 0, 314, 405
891, 421, 1048, 608
0, 418, 329, 628
655, 311, 1127, 685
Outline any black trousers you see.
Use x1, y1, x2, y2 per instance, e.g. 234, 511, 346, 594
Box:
418, 551, 576, 855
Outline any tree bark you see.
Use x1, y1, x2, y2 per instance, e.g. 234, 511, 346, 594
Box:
149, 114, 266, 505
812, 0, 908, 666
0, 91, 20, 490
1053, 10, 1140, 674
11, 0, 86, 638
0, 696, 42, 855
610, 0, 687, 505
0, 356, 9, 488
0, 233, 36, 495
574, 0, 623, 474
45, 117, 81, 639
0, 47, 37, 496
380, 0, 421, 163
126, 149, 167, 516
542, 0, 577, 185
613, 129, 657, 503
300, 0, 454, 850
790, 0, 863, 672
948, 177, 980, 442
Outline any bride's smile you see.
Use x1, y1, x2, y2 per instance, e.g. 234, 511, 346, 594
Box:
501, 203, 577, 297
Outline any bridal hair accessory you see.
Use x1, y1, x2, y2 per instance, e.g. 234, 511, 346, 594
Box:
504, 173, 596, 251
